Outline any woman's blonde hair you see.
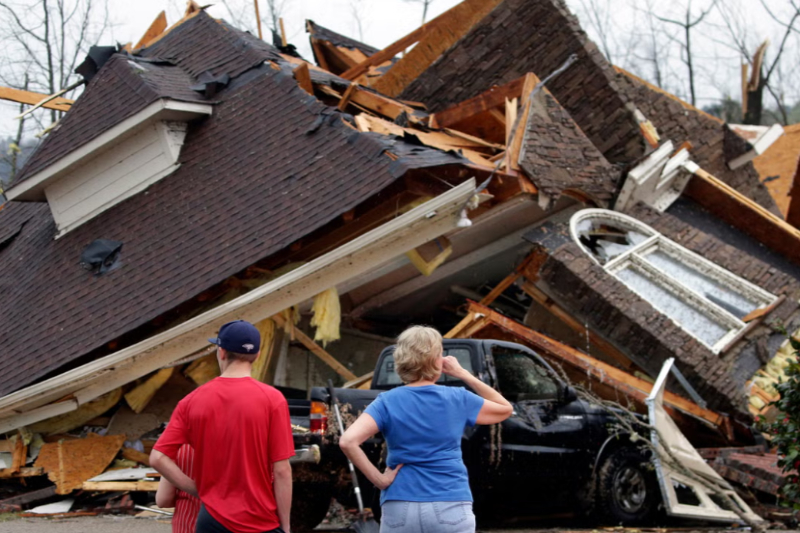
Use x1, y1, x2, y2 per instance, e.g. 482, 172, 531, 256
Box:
394, 325, 443, 383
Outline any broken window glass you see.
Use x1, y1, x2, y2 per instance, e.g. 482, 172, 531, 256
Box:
616, 266, 729, 347
576, 217, 652, 265
492, 348, 559, 401
572, 209, 777, 353
641, 250, 760, 319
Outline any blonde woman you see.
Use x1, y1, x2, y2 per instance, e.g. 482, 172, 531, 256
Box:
340, 326, 513, 533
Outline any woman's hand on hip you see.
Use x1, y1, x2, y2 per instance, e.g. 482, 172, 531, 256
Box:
442, 356, 467, 379
375, 464, 403, 490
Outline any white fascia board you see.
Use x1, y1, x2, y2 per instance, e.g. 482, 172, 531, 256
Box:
0, 179, 476, 430
6, 100, 212, 201
728, 124, 785, 170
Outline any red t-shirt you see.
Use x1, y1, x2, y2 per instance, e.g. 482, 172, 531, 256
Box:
174, 444, 201, 533
154, 377, 295, 533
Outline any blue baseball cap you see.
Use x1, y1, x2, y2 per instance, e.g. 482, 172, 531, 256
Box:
208, 320, 261, 354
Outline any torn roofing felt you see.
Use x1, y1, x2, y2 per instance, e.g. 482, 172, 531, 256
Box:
307, 19, 381, 57
12, 55, 209, 186
613, 67, 780, 215
520, 90, 620, 208
0, 11, 466, 398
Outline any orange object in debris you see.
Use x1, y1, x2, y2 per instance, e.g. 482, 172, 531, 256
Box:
34, 434, 126, 494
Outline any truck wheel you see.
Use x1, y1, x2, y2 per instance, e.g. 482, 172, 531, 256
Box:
597, 447, 658, 525
292, 482, 333, 531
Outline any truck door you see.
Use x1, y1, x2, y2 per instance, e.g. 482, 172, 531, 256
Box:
486, 343, 589, 496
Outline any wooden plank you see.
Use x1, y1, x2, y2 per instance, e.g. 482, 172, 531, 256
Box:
343, 371, 374, 389
684, 167, 800, 267
0, 435, 26, 478
294, 63, 314, 95
508, 73, 539, 171
121, 447, 151, 467
272, 314, 358, 381
430, 77, 526, 129
465, 302, 727, 427
480, 272, 521, 306
348, 87, 418, 121
135, 7, 202, 51
337, 83, 358, 111
743, 294, 785, 323
35, 435, 126, 494
0, 486, 57, 509
0, 86, 72, 112
310, 40, 332, 72
340, 24, 429, 81
504, 98, 518, 171
124, 368, 174, 414
82, 481, 159, 492
371, 0, 505, 97
445, 312, 479, 339
133, 11, 167, 50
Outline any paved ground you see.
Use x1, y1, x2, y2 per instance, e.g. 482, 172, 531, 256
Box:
0, 515, 789, 533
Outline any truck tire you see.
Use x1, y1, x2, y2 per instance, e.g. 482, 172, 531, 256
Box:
597, 447, 658, 525
292, 482, 334, 531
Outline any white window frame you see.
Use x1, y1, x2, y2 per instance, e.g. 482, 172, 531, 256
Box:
570, 209, 777, 353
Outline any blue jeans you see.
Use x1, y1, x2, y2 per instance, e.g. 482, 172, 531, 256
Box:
380, 501, 475, 533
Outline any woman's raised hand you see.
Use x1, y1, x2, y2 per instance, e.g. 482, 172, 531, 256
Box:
376, 464, 404, 490
442, 356, 467, 378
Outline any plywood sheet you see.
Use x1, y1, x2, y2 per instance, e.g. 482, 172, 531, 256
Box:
34, 434, 126, 494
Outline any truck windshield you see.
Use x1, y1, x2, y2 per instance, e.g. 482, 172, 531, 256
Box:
492, 347, 560, 401
374, 347, 474, 388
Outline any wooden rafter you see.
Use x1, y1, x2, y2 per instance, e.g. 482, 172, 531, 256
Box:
133, 11, 167, 50
429, 75, 529, 130
272, 313, 357, 381
0, 86, 72, 112
456, 302, 729, 430
370, 0, 504, 97
340, 24, 430, 81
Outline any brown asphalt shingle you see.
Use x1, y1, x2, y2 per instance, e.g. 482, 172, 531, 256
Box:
0, 13, 464, 397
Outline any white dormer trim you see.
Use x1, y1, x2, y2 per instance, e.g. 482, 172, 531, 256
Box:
728, 123, 784, 170
6, 99, 212, 237
614, 141, 695, 213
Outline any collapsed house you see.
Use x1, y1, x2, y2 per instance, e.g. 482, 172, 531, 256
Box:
0, 0, 798, 522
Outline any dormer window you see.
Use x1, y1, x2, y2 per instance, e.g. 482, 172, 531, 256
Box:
5, 99, 212, 237
571, 209, 777, 352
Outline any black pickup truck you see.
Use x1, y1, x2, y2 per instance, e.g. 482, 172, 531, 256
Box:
288, 339, 657, 529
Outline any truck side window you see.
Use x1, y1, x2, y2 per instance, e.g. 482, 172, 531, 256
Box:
492, 348, 559, 401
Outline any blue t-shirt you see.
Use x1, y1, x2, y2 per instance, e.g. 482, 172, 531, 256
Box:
364, 385, 485, 504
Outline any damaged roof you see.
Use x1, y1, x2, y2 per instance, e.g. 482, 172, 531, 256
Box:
12, 56, 208, 185
0, 11, 465, 397
751, 123, 800, 217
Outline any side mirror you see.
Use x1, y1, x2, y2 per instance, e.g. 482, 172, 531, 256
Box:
562, 385, 578, 403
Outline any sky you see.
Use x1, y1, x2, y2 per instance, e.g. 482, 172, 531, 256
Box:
0, 0, 789, 140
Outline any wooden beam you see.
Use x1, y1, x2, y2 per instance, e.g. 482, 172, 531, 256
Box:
343, 371, 374, 389
272, 314, 358, 381
429, 77, 527, 130
507, 73, 539, 172
337, 83, 358, 111
348, 87, 418, 121
521, 280, 637, 371
294, 63, 314, 95
370, 0, 505, 97
133, 11, 167, 50
0, 86, 72, 112
479, 250, 544, 306
125, 367, 173, 413
121, 447, 151, 467
310, 40, 332, 72
340, 24, 429, 81
684, 167, 800, 267
464, 302, 727, 428
82, 481, 159, 492
0, 435, 25, 478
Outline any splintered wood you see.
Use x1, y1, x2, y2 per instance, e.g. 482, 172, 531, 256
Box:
28, 389, 122, 436
35, 434, 126, 494
125, 367, 174, 413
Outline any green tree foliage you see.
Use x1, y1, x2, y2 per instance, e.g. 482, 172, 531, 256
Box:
759, 335, 800, 508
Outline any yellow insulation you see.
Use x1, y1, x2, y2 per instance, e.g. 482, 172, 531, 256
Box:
311, 287, 341, 347
251, 318, 276, 382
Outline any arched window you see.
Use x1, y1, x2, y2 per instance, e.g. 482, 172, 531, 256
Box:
570, 209, 777, 353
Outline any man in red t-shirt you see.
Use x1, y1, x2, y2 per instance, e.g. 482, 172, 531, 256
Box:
151, 320, 295, 533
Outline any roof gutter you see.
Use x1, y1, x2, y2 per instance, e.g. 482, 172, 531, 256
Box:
0, 178, 476, 434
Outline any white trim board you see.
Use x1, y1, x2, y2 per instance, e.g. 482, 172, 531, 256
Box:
6, 99, 212, 201
0, 179, 477, 433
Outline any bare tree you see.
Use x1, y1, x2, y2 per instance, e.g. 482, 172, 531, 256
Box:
349, 0, 367, 42
718, 0, 800, 124
0, 0, 110, 176
653, 0, 718, 107
403, 0, 434, 25
221, 0, 289, 37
